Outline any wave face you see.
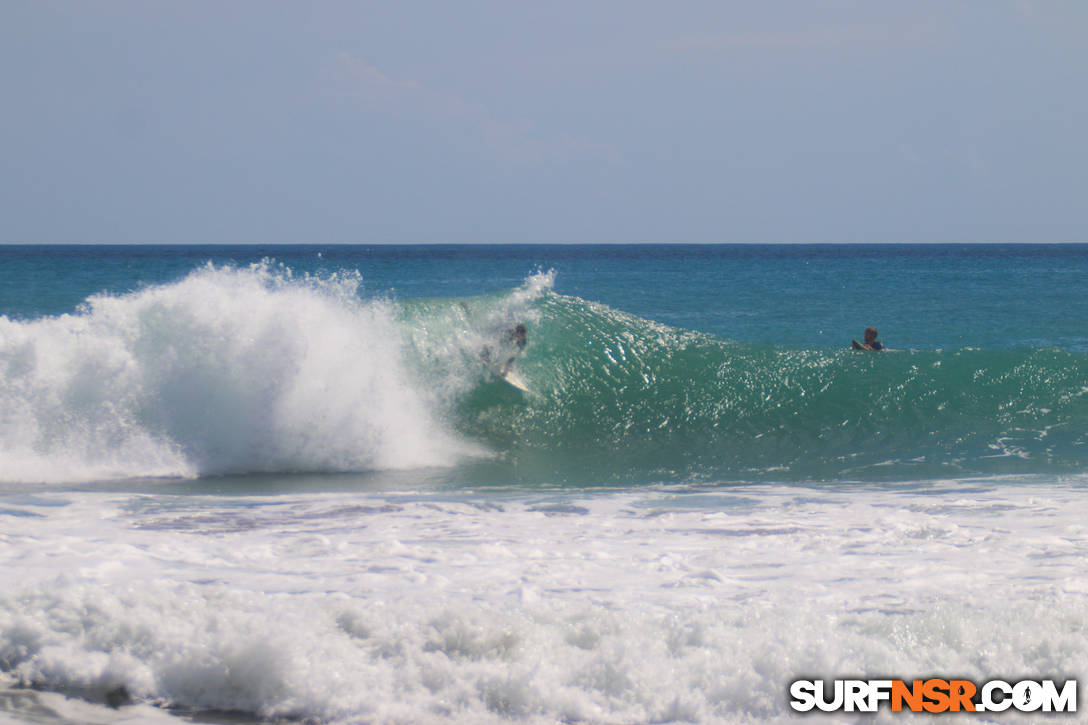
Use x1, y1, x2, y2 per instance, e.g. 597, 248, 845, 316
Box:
2, 262, 1086, 485
448, 292, 1088, 484
0, 263, 470, 483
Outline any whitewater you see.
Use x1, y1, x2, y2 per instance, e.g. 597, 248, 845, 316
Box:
1, 244, 1086, 724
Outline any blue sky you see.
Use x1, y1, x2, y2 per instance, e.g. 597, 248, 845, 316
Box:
1, 1, 1085, 242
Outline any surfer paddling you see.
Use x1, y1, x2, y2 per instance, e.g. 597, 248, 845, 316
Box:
851, 327, 883, 351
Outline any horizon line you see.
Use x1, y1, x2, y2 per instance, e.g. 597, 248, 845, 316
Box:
2, 240, 1086, 246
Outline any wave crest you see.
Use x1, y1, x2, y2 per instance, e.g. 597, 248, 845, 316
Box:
0, 262, 470, 483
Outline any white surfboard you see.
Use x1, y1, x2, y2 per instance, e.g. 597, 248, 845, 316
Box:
498, 368, 532, 393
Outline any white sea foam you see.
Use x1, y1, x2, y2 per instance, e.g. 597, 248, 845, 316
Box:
0, 262, 474, 483
1, 481, 1086, 723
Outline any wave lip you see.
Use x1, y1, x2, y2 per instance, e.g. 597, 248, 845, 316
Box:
0, 261, 471, 484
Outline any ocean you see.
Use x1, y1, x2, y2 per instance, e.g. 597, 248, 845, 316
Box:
0, 243, 1086, 724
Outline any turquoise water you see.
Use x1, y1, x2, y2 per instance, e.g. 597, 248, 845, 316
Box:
1, 243, 1086, 486
3, 244, 1088, 725
4, 244, 1088, 350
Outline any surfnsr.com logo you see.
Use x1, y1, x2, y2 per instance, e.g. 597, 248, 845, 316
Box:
789, 679, 1077, 714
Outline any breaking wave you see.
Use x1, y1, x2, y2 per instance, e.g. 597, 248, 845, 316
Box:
2, 261, 1085, 485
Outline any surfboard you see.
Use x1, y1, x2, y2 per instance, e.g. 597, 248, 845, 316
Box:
498, 368, 532, 393
851, 339, 867, 350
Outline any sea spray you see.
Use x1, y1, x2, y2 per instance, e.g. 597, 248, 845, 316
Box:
395, 268, 554, 406
0, 262, 471, 483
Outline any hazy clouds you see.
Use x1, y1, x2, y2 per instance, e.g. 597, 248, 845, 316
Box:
1, 1, 1085, 242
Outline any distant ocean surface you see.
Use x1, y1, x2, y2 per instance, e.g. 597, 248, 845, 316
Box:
1, 244, 1086, 724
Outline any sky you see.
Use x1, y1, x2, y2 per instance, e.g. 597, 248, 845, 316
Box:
1, 1, 1085, 243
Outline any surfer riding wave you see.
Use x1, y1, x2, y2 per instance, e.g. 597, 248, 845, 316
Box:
481, 323, 528, 377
